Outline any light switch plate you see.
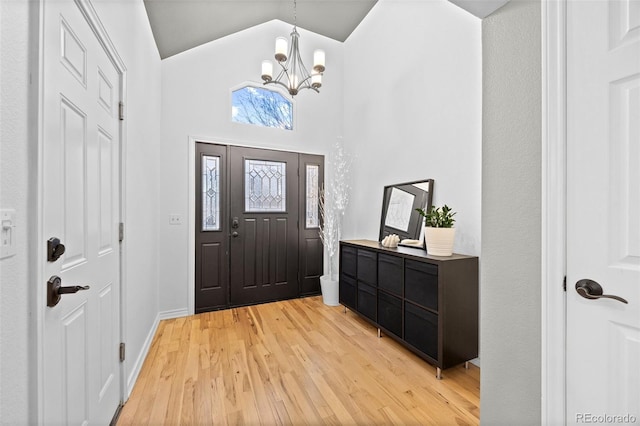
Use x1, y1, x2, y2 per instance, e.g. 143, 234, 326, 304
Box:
1, 209, 17, 259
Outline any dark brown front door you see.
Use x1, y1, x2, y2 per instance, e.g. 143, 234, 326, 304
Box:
195, 143, 323, 311
228, 147, 299, 305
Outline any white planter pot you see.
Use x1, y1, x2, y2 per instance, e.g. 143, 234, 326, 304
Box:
424, 227, 456, 256
320, 275, 340, 306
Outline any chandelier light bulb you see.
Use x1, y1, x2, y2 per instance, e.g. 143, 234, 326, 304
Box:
311, 73, 322, 89
261, 60, 273, 81
313, 50, 325, 73
275, 37, 288, 62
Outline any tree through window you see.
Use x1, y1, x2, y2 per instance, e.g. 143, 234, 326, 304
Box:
232, 86, 293, 130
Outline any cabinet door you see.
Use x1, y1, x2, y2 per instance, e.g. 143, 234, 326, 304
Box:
341, 246, 357, 278
378, 253, 403, 296
357, 249, 377, 285
339, 273, 356, 309
405, 302, 438, 361
378, 291, 402, 337
405, 260, 438, 311
357, 281, 377, 321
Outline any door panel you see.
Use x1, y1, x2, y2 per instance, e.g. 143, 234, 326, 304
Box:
299, 154, 324, 295
195, 143, 228, 312
229, 147, 299, 305
42, 1, 121, 423
566, 0, 640, 422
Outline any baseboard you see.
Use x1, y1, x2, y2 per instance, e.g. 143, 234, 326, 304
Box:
125, 313, 160, 398
158, 308, 189, 320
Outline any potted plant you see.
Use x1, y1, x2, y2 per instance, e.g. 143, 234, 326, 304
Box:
416, 204, 456, 256
318, 140, 351, 306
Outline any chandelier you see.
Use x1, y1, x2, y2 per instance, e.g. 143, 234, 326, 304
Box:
260, 0, 325, 96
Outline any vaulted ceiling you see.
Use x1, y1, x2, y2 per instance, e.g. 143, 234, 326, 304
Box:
143, 0, 378, 59
143, 0, 510, 59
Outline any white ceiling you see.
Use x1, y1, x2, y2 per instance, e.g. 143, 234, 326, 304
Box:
143, 0, 511, 59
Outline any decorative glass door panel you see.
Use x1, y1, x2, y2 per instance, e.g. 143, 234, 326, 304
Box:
245, 159, 286, 212
202, 155, 220, 231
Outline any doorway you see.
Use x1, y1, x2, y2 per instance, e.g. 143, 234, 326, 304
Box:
38, 0, 125, 423
542, 0, 640, 422
194, 143, 324, 312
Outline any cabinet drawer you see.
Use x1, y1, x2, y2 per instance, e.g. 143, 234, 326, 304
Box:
341, 246, 357, 278
339, 273, 356, 309
405, 260, 438, 311
357, 249, 377, 285
378, 291, 402, 337
357, 281, 377, 321
404, 302, 438, 361
378, 254, 403, 296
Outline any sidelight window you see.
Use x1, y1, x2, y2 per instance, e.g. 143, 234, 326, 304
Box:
305, 164, 319, 228
202, 155, 220, 231
245, 159, 286, 212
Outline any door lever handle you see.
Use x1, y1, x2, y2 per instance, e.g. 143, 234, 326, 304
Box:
47, 275, 90, 307
575, 279, 628, 304
57, 285, 90, 294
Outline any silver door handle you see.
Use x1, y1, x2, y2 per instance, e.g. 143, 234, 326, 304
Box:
575, 279, 628, 304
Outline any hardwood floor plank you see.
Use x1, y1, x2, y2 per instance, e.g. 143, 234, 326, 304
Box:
119, 296, 480, 425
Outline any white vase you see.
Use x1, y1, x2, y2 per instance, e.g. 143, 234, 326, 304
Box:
424, 227, 456, 256
320, 275, 340, 306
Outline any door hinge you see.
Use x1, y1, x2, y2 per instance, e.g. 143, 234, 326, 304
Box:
119, 102, 125, 121
119, 343, 125, 362
119, 222, 124, 242
563, 275, 567, 292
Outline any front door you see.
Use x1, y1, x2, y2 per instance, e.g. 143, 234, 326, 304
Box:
229, 147, 300, 305
42, 0, 122, 423
566, 0, 640, 422
195, 144, 323, 311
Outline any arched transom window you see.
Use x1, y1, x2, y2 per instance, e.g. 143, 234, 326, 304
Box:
231, 86, 293, 130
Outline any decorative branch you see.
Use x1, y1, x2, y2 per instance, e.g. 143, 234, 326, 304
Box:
318, 140, 352, 279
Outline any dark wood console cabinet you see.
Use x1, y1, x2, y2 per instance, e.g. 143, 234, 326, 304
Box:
339, 240, 479, 379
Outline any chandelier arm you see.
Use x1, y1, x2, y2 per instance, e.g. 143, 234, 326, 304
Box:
264, 79, 292, 92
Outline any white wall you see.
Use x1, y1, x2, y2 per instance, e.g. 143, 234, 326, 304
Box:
91, 0, 163, 396
481, 0, 542, 424
0, 0, 161, 420
0, 1, 39, 422
159, 20, 344, 313
342, 0, 482, 257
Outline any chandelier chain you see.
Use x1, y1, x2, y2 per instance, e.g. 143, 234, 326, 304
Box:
293, 0, 297, 28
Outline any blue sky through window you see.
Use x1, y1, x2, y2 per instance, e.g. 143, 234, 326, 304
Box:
232, 86, 293, 130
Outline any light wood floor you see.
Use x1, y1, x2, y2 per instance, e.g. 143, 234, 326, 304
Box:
118, 296, 479, 425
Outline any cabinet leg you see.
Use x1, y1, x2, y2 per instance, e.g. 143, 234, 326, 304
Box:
377, 328, 381, 338
464, 361, 470, 370
343, 306, 347, 314
436, 368, 442, 380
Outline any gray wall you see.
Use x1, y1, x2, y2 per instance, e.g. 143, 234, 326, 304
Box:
481, 0, 542, 424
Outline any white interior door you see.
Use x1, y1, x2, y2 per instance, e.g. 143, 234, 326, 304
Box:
42, 0, 122, 423
566, 0, 640, 423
